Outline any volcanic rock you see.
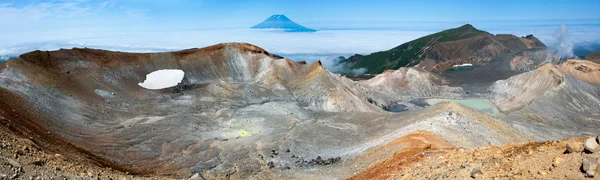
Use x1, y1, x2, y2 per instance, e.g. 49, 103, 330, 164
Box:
490, 60, 600, 140
582, 157, 598, 177
584, 138, 599, 153
566, 140, 584, 153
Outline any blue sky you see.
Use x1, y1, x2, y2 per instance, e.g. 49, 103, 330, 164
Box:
1, 0, 599, 61
2, 0, 599, 31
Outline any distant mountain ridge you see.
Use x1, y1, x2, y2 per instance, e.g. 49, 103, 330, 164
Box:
585, 51, 600, 64
251, 14, 317, 32
342, 24, 546, 74
0, 55, 17, 62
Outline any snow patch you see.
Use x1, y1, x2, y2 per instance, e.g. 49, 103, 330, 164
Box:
453, 63, 473, 68
138, 69, 185, 90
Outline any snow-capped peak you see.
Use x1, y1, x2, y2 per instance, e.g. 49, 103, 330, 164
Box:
251, 14, 317, 32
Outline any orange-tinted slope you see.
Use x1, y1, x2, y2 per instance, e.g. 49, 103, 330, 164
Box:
558, 60, 600, 84
348, 131, 453, 180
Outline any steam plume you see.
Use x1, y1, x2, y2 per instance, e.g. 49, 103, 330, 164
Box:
321, 56, 367, 75
553, 24, 574, 62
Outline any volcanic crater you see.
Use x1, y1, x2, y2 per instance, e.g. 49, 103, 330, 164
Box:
0, 42, 599, 179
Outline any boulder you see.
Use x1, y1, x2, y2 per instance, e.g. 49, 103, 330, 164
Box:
566, 139, 583, 153
584, 138, 600, 153
582, 157, 598, 177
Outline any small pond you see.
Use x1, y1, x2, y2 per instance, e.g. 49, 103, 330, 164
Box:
425, 98, 502, 117
384, 104, 408, 113
446, 65, 476, 72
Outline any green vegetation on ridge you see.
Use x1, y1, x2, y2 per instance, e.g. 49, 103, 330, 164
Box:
343, 24, 488, 74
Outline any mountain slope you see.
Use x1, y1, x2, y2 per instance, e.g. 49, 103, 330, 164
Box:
251, 14, 316, 32
584, 51, 600, 64
343, 24, 545, 74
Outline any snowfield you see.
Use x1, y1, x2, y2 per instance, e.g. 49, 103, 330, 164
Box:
138, 69, 185, 90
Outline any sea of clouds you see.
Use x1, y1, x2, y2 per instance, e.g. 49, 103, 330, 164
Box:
0, 29, 431, 56
0, 29, 432, 73
1, 22, 599, 73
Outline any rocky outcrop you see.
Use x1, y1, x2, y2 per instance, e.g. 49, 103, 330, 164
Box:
490, 60, 600, 141
360, 67, 463, 100
490, 64, 563, 112
520, 34, 546, 48
490, 60, 600, 113
557, 60, 600, 84
509, 49, 560, 71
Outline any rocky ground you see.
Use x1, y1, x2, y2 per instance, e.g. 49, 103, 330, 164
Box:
2, 124, 600, 180
0, 128, 162, 180
352, 135, 600, 179
1, 44, 599, 179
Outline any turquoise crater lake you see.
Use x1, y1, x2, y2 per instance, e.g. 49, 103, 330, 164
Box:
425, 98, 503, 117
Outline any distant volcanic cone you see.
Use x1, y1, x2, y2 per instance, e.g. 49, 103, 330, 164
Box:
251, 14, 317, 32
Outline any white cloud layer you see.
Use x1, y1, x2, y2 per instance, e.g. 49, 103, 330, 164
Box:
0, 29, 431, 56
1, 25, 599, 74
2, 25, 598, 57
0, 55, 10, 62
